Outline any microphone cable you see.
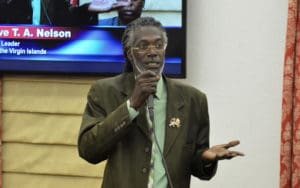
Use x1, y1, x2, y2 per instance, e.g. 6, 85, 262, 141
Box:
147, 96, 174, 188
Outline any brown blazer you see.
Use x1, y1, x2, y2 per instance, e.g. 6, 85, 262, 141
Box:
78, 72, 217, 188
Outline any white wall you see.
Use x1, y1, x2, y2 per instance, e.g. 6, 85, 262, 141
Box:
185, 0, 288, 188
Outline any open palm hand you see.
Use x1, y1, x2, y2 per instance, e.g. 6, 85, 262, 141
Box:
88, 0, 130, 12
202, 140, 245, 161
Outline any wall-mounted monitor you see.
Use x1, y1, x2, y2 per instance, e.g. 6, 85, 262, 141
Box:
0, 0, 186, 78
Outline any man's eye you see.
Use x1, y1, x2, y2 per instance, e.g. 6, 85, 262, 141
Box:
138, 44, 148, 50
155, 43, 163, 49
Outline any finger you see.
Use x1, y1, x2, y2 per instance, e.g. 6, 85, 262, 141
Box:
138, 70, 158, 78
215, 149, 230, 158
224, 140, 240, 149
89, 0, 112, 8
138, 75, 160, 82
137, 74, 160, 84
136, 78, 159, 90
140, 81, 158, 87
111, 1, 130, 9
143, 70, 160, 77
140, 83, 157, 94
228, 150, 245, 156
224, 151, 245, 160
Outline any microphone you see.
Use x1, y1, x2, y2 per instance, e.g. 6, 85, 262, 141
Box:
147, 94, 154, 122
146, 65, 163, 118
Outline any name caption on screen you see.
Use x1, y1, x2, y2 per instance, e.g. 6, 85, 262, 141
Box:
1, 41, 20, 47
0, 27, 71, 39
0, 47, 47, 55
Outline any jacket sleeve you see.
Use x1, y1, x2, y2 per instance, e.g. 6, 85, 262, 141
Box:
77, 82, 133, 164
191, 93, 218, 180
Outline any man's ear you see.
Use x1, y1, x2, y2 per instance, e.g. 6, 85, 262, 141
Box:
127, 49, 133, 62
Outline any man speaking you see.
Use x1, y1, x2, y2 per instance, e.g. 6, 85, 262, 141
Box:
78, 17, 244, 188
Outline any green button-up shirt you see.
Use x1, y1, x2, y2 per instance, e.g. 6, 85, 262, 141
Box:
127, 77, 168, 188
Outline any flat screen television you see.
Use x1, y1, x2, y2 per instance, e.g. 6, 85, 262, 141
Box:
0, 0, 186, 78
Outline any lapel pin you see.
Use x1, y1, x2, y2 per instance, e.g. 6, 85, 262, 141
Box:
169, 117, 181, 128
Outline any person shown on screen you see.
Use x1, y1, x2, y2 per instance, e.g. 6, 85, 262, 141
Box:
0, 0, 97, 26
88, 0, 145, 26
78, 17, 244, 188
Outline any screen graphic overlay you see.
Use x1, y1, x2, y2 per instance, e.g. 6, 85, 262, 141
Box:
0, 0, 186, 77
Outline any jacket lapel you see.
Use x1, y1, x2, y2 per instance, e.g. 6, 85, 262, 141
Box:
163, 77, 185, 157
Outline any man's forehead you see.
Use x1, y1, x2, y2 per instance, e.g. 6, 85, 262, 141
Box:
132, 27, 163, 43
134, 36, 163, 44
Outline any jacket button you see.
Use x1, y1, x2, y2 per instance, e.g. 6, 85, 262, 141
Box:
142, 168, 147, 173
114, 127, 119, 132
120, 121, 126, 127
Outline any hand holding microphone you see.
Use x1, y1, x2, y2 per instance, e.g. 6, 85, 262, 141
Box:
129, 70, 160, 110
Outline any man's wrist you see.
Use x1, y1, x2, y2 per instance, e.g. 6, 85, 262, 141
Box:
129, 98, 139, 110
127, 100, 139, 121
